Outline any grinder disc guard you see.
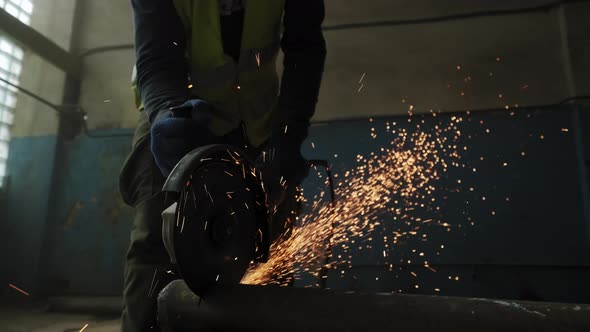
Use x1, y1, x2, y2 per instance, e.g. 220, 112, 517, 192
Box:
161, 145, 269, 296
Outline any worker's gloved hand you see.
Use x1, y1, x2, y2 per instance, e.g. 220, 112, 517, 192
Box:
150, 99, 217, 177
255, 123, 309, 210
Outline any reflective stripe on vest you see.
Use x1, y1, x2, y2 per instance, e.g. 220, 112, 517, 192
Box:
174, 0, 285, 147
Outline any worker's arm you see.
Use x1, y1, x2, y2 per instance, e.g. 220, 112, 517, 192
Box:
131, 0, 218, 176
131, 0, 190, 124
277, 0, 327, 128
256, 0, 327, 206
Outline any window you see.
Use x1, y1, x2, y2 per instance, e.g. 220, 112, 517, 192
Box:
0, 0, 34, 188
0, 0, 34, 25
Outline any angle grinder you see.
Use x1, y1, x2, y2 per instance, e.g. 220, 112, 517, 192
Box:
160, 144, 269, 296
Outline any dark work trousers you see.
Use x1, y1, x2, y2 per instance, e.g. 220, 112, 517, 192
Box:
118, 111, 297, 332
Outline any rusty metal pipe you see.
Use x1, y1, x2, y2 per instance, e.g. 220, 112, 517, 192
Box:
157, 280, 590, 332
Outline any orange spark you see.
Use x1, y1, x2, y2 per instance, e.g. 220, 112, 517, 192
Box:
242, 115, 465, 286
8, 284, 29, 296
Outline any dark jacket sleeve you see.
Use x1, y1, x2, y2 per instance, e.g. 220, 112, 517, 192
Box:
131, 0, 191, 123
277, 0, 327, 127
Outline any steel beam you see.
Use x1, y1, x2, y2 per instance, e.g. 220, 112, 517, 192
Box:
158, 280, 590, 332
0, 8, 81, 78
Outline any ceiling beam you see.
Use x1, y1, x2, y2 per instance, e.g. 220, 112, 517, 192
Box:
0, 8, 82, 78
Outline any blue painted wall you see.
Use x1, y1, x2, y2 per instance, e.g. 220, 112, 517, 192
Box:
43, 130, 135, 295
1, 106, 589, 302
0, 136, 57, 295
300, 106, 590, 302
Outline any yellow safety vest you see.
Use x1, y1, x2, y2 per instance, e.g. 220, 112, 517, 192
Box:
175, 0, 284, 146
133, 1, 284, 146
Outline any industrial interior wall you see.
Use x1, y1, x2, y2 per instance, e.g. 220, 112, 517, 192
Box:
0, 0, 75, 297
32, 0, 137, 296
6, 0, 588, 299
301, 106, 590, 303
319, 0, 575, 121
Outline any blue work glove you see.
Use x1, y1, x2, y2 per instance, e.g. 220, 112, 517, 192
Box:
150, 99, 218, 177
255, 122, 310, 210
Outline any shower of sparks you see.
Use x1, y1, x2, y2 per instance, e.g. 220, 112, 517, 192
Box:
242, 114, 465, 285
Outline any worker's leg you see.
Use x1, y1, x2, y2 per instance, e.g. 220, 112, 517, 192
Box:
120, 113, 175, 332
121, 191, 175, 331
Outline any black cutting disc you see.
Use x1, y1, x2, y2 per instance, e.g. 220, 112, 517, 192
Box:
163, 145, 268, 296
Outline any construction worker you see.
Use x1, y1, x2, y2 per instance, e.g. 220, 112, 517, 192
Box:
119, 0, 326, 331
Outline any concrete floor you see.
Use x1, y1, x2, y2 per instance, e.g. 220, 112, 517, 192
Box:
0, 305, 120, 332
